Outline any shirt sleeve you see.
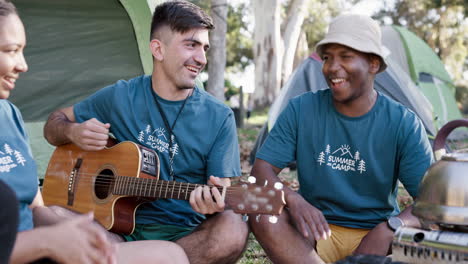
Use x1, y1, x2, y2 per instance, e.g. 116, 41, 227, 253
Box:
206, 110, 241, 178
73, 82, 120, 124
256, 100, 298, 169
397, 112, 434, 198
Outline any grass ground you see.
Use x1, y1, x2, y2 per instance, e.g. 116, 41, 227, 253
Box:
236, 109, 273, 264
235, 109, 414, 263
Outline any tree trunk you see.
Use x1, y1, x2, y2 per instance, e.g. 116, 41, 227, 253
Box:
293, 31, 310, 69
252, 0, 283, 108
206, 0, 228, 101
281, 0, 310, 86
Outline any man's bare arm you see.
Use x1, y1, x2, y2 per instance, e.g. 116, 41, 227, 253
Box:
43, 107, 76, 146
44, 106, 110, 150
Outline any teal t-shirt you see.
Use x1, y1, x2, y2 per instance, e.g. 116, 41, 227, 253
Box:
257, 90, 433, 229
0, 100, 38, 231
74, 75, 241, 227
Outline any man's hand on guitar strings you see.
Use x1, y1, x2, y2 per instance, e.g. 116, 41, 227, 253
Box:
189, 176, 227, 214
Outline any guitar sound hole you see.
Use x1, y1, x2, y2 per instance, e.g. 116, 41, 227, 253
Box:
95, 169, 114, 199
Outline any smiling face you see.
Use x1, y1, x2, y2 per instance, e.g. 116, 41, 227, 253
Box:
321, 43, 379, 107
0, 14, 28, 100
153, 27, 209, 92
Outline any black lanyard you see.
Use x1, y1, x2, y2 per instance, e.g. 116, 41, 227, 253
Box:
151, 81, 191, 180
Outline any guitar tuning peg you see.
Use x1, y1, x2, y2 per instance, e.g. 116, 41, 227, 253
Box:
247, 176, 256, 184
269, 215, 278, 224
264, 180, 268, 186
255, 214, 261, 222
274, 182, 283, 190
242, 214, 249, 222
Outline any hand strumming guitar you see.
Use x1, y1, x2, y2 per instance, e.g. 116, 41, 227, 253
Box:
67, 118, 110, 151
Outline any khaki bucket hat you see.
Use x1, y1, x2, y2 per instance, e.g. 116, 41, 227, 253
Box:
315, 13, 388, 73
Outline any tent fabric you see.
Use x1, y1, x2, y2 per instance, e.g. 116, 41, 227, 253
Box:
419, 77, 462, 131
382, 26, 463, 133
119, 0, 154, 75
392, 26, 452, 85
381, 26, 410, 77
379, 57, 435, 136
9, 0, 164, 178
11, 0, 145, 121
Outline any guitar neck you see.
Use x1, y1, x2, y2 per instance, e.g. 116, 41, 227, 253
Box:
112, 176, 219, 200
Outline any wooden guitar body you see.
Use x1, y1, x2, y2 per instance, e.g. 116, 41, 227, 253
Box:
42, 142, 159, 234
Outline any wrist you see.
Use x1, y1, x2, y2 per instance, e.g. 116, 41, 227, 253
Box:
64, 122, 77, 143
284, 190, 302, 206
34, 227, 54, 259
387, 216, 405, 232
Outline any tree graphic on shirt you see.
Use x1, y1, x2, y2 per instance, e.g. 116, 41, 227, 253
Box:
354, 151, 360, 161
138, 131, 145, 142
358, 159, 366, 173
317, 152, 325, 165
14, 150, 26, 166
325, 145, 330, 154
145, 125, 152, 134
4, 144, 13, 155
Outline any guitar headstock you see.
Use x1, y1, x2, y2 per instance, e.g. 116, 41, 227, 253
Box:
225, 177, 286, 216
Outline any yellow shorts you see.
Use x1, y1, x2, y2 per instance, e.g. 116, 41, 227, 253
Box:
316, 224, 370, 263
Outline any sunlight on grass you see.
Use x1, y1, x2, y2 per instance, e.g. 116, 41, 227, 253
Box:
245, 108, 269, 127
238, 234, 271, 264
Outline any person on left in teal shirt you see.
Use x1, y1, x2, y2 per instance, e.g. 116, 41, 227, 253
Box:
0, 1, 188, 263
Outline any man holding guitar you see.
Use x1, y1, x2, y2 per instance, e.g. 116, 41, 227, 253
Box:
44, 1, 248, 264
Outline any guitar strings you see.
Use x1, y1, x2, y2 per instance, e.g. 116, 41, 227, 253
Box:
51, 172, 254, 194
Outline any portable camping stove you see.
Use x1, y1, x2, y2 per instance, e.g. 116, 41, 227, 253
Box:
392, 227, 468, 263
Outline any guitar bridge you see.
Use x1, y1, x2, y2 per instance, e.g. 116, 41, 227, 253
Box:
68, 158, 82, 206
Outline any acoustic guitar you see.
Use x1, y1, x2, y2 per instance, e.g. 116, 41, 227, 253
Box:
42, 141, 285, 234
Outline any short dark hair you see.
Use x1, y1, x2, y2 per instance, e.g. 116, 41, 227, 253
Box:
0, 0, 17, 17
150, 0, 214, 40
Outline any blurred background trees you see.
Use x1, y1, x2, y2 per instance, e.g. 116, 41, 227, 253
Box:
190, 0, 467, 114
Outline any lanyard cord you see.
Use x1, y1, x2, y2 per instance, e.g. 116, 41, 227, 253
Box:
151, 83, 192, 180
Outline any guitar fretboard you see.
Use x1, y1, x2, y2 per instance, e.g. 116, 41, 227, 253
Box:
112, 176, 222, 200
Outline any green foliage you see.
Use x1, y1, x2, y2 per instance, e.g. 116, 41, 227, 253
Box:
456, 84, 468, 114
224, 79, 239, 99
189, 0, 252, 72
226, 3, 253, 71
302, 0, 342, 51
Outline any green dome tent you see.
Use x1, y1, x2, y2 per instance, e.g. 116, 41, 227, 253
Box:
9, 0, 163, 178
382, 25, 463, 134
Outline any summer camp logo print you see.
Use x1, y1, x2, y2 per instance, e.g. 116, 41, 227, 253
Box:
0, 143, 27, 173
317, 144, 366, 173
137, 124, 179, 156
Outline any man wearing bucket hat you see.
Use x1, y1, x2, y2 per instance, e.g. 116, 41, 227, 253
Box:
249, 14, 433, 263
